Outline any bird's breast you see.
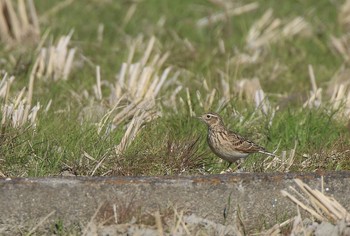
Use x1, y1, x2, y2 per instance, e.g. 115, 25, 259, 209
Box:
207, 131, 249, 162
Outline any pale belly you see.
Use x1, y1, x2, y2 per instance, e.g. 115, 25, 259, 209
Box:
208, 140, 249, 163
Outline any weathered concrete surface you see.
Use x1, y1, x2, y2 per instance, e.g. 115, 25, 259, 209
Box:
0, 171, 350, 233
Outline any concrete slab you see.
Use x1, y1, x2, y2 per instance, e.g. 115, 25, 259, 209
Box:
1, 171, 350, 234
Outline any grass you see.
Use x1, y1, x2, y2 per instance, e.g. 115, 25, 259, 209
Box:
0, 0, 350, 177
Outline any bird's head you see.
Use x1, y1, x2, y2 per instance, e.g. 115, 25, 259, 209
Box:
198, 113, 225, 129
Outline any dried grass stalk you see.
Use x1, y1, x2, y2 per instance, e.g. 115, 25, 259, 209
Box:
92, 37, 176, 154
254, 89, 271, 115
109, 37, 171, 125
303, 64, 322, 109
330, 83, 350, 114
0, 73, 14, 99
263, 141, 296, 172
0, 0, 40, 44
281, 179, 350, 223
34, 31, 76, 81
1, 69, 40, 129
330, 35, 350, 63
246, 9, 311, 50
115, 109, 159, 154
235, 78, 262, 102
197, 2, 259, 27
1, 95, 40, 128
339, 0, 350, 30
195, 89, 217, 112
234, 77, 273, 115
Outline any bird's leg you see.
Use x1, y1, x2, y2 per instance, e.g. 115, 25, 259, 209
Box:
224, 160, 245, 173
234, 159, 246, 173
220, 161, 234, 174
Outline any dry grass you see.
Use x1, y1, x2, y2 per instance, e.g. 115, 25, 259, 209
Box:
196, 2, 259, 28
263, 178, 350, 235
0, 0, 39, 45
262, 142, 296, 172
0, 66, 40, 129
246, 9, 311, 50
339, 0, 350, 30
34, 30, 76, 81
0, 0, 350, 177
91, 36, 179, 155
282, 179, 350, 223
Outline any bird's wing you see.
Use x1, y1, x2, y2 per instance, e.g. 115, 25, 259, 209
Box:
228, 130, 266, 154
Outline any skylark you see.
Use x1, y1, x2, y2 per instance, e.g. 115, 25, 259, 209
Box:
198, 112, 275, 164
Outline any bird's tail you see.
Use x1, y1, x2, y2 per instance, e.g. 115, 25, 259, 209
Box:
258, 150, 277, 157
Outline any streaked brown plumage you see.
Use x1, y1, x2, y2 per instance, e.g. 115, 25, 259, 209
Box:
198, 112, 274, 163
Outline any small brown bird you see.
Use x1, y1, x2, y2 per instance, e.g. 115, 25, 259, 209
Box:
198, 112, 275, 164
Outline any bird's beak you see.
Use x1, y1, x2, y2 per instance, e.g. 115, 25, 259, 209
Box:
196, 116, 204, 121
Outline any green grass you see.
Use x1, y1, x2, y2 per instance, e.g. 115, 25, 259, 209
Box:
1, 0, 350, 177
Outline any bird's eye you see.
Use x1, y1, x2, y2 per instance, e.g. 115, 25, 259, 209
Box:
206, 115, 211, 119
